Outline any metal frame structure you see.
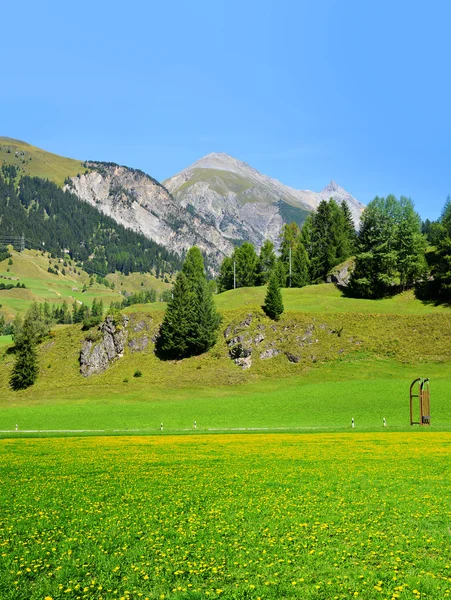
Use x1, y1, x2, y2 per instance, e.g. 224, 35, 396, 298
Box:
410, 378, 430, 426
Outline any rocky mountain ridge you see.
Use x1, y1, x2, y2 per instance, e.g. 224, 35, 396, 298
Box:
67, 153, 364, 269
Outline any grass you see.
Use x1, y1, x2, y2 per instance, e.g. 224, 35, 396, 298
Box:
215, 284, 450, 314
0, 283, 449, 433
170, 168, 253, 196
0, 248, 170, 319
0, 433, 450, 599
0, 137, 85, 187
0, 358, 450, 434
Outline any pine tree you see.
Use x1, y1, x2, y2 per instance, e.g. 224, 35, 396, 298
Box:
256, 240, 277, 285
263, 274, 284, 320
156, 247, 220, 359
348, 195, 425, 298
291, 242, 310, 287
272, 259, 287, 288
340, 201, 357, 256
10, 337, 39, 390
279, 223, 301, 286
234, 242, 258, 287
9, 303, 48, 390
155, 272, 197, 359
426, 196, 451, 301
217, 257, 234, 292
396, 197, 427, 288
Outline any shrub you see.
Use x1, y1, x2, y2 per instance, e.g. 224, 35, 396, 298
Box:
133, 370, 142, 378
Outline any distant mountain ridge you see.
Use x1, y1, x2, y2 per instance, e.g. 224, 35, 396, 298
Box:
0, 138, 365, 268
164, 151, 364, 226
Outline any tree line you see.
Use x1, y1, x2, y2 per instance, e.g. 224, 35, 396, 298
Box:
218, 198, 356, 292
216, 194, 451, 301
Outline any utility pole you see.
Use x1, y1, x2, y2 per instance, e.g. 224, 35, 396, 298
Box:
20, 233, 25, 253
233, 261, 236, 289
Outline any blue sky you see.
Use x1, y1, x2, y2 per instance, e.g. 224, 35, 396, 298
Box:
1, 0, 450, 220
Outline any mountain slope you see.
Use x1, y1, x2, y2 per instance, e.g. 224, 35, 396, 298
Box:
0, 137, 85, 186
1, 139, 365, 269
164, 152, 365, 229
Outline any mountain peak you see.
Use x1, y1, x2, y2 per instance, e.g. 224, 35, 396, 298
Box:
322, 180, 346, 194
190, 152, 255, 174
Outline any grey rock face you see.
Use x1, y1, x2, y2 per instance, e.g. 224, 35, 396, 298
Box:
285, 352, 300, 363
327, 259, 354, 286
128, 336, 149, 353
260, 348, 280, 360
80, 315, 129, 376
66, 154, 364, 271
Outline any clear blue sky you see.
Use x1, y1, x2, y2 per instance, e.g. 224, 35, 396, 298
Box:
1, 0, 450, 220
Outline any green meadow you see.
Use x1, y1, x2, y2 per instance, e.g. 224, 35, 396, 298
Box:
0, 433, 450, 600
0, 282, 449, 434
0, 281, 450, 600
0, 249, 170, 320
0, 137, 85, 187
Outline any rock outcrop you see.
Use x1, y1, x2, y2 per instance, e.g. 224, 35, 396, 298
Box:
80, 315, 129, 376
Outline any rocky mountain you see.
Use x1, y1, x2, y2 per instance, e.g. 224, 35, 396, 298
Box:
68, 153, 364, 269
164, 152, 364, 224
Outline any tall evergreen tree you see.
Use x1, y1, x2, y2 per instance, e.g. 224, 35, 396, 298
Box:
396, 197, 427, 288
10, 336, 39, 390
291, 241, 310, 287
340, 201, 357, 256
234, 242, 258, 288
349, 195, 425, 298
156, 247, 220, 359
10, 303, 49, 390
155, 272, 197, 359
425, 196, 451, 301
348, 196, 399, 298
217, 256, 234, 292
263, 274, 284, 320
256, 240, 277, 285
279, 223, 301, 286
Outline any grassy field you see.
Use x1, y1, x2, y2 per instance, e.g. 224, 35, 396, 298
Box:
1, 433, 450, 599
0, 137, 85, 187
0, 281, 449, 433
0, 249, 170, 319
215, 284, 449, 315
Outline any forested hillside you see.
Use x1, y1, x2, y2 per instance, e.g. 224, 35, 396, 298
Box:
0, 165, 181, 277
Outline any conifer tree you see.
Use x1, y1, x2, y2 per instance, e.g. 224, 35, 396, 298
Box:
256, 240, 277, 285
234, 242, 258, 287
426, 196, 451, 301
272, 259, 287, 288
10, 335, 39, 390
156, 247, 220, 359
10, 303, 49, 390
263, 273, 284, 320
217, 257, 234, 292
155, 272, 197, 359
291, 242, 310, 287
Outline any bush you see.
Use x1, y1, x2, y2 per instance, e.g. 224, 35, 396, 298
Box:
81, 316, 102, 330
133, 370, 143, 378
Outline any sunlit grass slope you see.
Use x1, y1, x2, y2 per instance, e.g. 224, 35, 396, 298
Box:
0, 281, 450, 432
0, 137, 85, 186
0, 248, 171, 319
215, 283, 449, 314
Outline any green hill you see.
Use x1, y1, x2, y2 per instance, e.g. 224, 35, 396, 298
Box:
0, 247, 171, 320
0, 137, 85, 186
0, 284, 449, 434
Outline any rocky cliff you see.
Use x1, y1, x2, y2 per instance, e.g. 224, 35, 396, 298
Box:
67, 154, 365, 269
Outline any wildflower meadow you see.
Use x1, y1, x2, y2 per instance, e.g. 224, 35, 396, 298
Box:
0, 433, 450, 600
